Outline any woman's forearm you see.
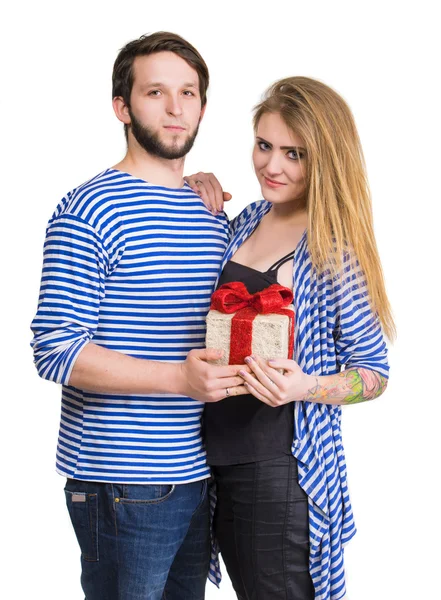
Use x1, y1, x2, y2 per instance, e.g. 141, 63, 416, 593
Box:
302, 368, 388, 405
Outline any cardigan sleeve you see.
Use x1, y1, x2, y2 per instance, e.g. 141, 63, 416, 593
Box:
333, 255, 389, 379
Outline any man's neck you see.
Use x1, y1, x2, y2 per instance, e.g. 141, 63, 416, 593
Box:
113, 147, 186, 189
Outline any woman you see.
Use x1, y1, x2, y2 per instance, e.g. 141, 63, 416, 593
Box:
187, 76, 394, 600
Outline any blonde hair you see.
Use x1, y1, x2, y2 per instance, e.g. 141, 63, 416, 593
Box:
254, 76, 396, 340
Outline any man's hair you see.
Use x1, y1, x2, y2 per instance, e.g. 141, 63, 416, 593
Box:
112, 32, 209, 138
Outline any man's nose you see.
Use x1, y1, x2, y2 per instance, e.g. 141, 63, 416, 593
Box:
166, 95, 183, 117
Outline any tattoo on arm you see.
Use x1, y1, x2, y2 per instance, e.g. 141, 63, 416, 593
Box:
303, 368, 388, 405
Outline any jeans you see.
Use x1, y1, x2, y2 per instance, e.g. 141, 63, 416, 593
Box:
64, 477, 210, 600
212, 456, 314, 600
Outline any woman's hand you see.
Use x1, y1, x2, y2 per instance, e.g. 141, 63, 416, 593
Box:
239, 356, 389, 406
238, 355, 314, 407
184, 172, 232, 214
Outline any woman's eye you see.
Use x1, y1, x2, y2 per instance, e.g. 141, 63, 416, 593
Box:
258, 142, 270, 151
288, 149, 304, 160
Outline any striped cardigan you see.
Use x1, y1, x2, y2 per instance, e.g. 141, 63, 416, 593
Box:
208, 200, 389, 600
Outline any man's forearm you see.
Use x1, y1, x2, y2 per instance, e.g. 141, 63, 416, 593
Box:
68, 342, 185, 395
301, 367, 388, 405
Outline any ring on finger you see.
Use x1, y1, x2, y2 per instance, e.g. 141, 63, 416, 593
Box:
225, 387, 230, 397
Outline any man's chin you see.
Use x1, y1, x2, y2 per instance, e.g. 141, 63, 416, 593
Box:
162, 140, 186, 153
156, 140, 193, 160
130, 122, 198, 159
161, 149, 188, 160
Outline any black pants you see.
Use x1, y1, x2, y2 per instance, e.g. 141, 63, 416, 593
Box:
212, 455, 314, 600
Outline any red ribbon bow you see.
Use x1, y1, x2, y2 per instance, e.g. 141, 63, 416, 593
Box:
210, 282, 295, 364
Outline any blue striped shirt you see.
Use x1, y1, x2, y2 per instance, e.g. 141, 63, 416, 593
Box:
208, 200, 389, 599
31, 168, 229, 484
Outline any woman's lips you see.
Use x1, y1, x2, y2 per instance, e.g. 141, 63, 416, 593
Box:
263, 176, 286, 188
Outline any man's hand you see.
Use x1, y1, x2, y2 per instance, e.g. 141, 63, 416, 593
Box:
184, 172, 232, 214
179, 348, 249, 402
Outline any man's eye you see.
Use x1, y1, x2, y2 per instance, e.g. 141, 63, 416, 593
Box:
148, 90, 161, 96
183, 90, 195, 96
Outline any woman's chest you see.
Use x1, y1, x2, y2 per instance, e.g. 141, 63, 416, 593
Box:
230, 232, 298, 289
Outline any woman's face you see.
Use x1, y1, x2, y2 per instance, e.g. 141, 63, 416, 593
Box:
252, 112, 307, 206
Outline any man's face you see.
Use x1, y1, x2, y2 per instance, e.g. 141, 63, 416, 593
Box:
127, 52, 204, 159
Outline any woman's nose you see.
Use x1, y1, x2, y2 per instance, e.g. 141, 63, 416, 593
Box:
265, 152, 283, 176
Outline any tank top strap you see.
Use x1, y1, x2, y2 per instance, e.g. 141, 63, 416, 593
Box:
267, 250, 296, 273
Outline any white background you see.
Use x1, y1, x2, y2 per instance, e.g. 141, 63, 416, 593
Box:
1, 0, 440, 598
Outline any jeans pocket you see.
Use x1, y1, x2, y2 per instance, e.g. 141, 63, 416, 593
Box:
65, 488, 99, 562
113, 483, 176, 505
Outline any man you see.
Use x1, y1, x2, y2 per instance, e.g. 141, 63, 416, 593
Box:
31, 32, 247, 600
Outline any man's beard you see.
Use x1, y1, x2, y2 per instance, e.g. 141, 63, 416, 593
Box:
129, 109, 199, 160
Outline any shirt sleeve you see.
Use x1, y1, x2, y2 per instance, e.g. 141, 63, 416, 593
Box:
333, 254, 389, 379
30, 214, 113, 385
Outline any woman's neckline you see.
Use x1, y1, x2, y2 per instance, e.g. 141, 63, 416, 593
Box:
230, 203, 307, 270
228, 260, 275, 275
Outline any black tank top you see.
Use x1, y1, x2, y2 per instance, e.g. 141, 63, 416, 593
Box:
204, 250, 296, 466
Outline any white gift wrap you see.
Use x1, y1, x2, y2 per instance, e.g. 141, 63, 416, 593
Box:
205, 306, 294, 365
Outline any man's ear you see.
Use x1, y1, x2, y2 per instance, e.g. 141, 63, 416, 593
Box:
112, 96, 131, 125
199, 103, 207, 124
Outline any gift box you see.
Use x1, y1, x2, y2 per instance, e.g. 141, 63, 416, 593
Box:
206, 282, 295, 366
